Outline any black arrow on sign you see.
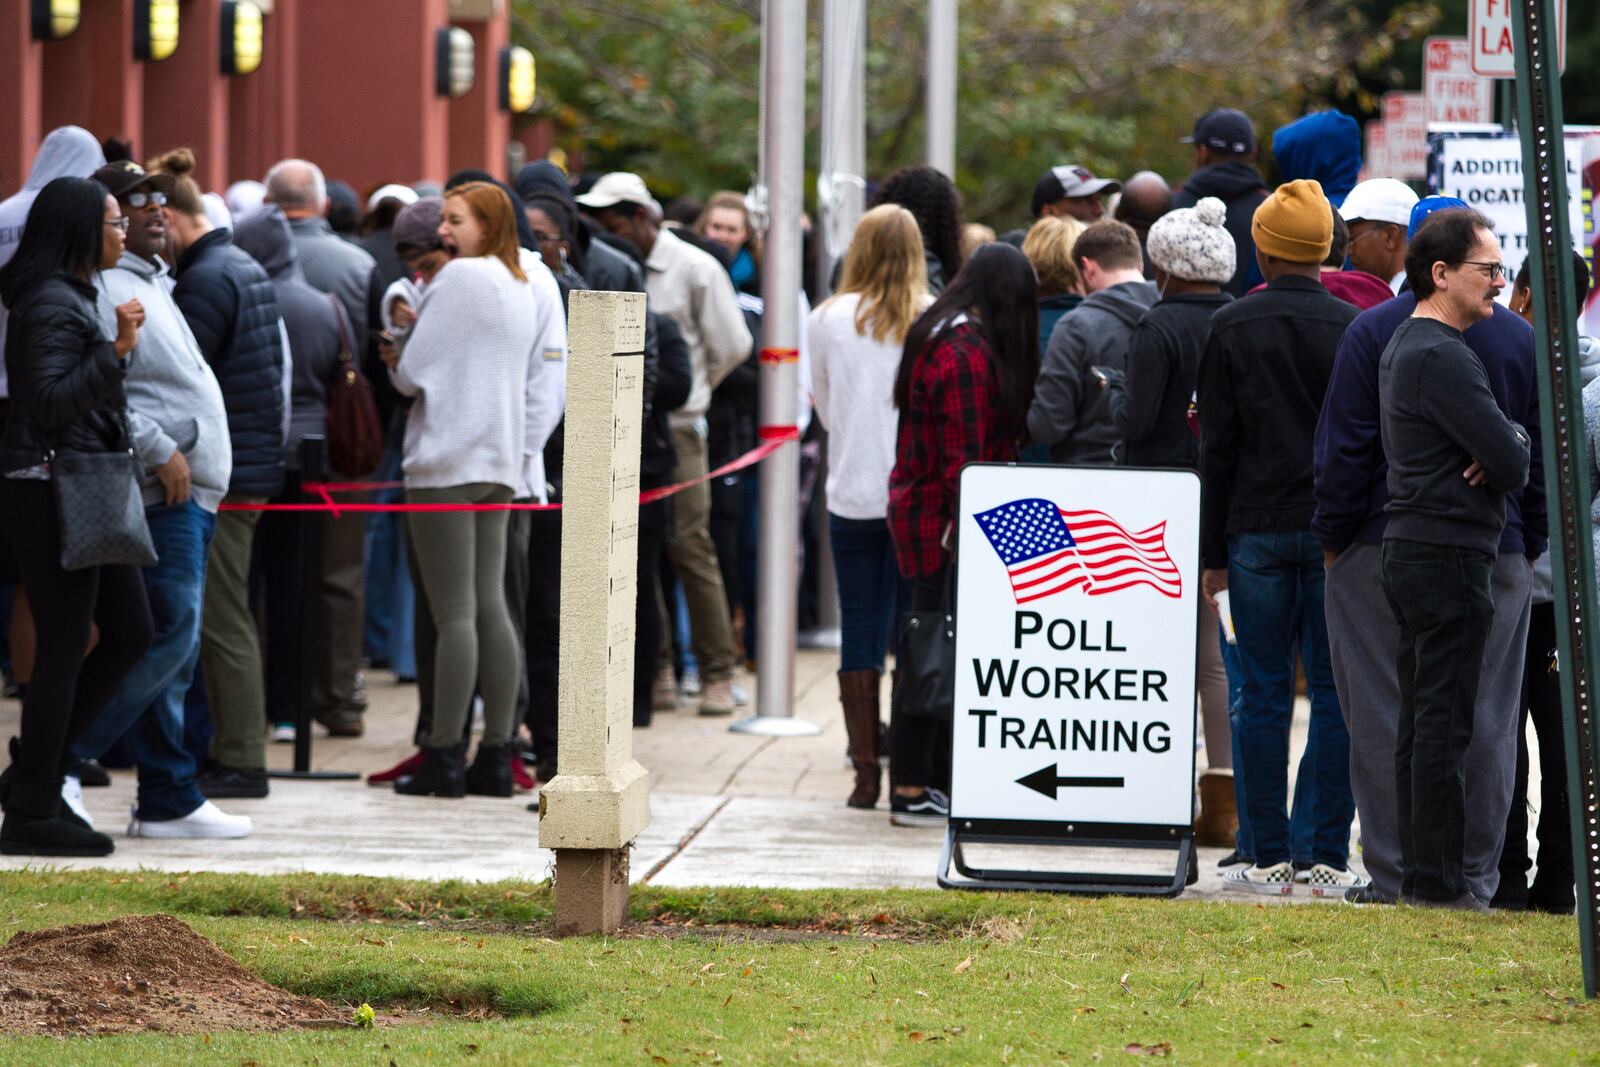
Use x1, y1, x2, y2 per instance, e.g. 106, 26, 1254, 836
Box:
1015, 764, 1125, 799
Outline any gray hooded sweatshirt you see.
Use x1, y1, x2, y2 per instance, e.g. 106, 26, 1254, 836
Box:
0, 126, 107, 398
95, 251, 233, 513
1026, 279, 1159, 464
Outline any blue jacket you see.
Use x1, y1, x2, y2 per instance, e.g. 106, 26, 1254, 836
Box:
1271, 110, 1362, 208
1312, 293, 1545, 557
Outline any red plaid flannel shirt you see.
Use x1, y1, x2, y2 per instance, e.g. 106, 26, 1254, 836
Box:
888, 323, 1018, 578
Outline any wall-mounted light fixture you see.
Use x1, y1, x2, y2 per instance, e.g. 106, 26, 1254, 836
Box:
133, 0, 180, 62
499, 45, 536, 113
436, 27, 475, 98
30, 0, 80, 40
220, 0, 265, 76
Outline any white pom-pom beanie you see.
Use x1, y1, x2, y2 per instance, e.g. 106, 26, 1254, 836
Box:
1147, 196, 1236, 284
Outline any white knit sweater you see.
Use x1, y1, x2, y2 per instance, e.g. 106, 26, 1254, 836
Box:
391, 256, 536, 490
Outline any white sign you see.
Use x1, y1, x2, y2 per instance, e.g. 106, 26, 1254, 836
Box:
1471, 0, 1566, 77
1431, 131, 1591, 288
1383, 92, 1430, 180
950, 465, 1199, 828
1363, 121, 1391, 183
1425, 36, 1494, 125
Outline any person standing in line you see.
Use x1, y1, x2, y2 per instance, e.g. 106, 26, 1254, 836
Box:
888, 243, 1039, 826
1020, 216, 1086, 357
263, 159, 379, 738
382, 183, 537, 799
870, 166, 965, 294
65, 159, 249, 839
1172, 108, 1269, 296
1026, 220, 1158, 465
0, 177, 152, 856
1112, 170, 1174, 278
579, 173, 752, 716
1340, 178, 1419, 295
1103, 197, 1235, 848
144, 150, 284, 799
1313, 200, 1546, 907
1377, 208, 1530, 912
1198, 180, 1364, 897
1029, 164, 1120, 223
810, 205, 931, 809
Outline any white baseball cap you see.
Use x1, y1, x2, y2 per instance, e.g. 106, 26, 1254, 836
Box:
367, 183, 420, 213
1339, 178, 1419, 227
574, 172, 653, 211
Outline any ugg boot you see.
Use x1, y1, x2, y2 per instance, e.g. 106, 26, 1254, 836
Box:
1194, 770, 1238, 847
394, 745, 466, 798
0, 775, 113, 857
464, 742, 515, 797
839, 670, 883, 809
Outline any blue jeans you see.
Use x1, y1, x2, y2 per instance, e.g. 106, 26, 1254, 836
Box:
73, 501, 214, 821
828, 514, 906, 673
363, 444, 416, 678
1226, 531, 1355, 868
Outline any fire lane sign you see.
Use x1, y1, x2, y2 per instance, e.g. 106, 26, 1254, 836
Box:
1425, 36, 1493, 126
950, 464, 1200, 829
1471, 0, 1566, 78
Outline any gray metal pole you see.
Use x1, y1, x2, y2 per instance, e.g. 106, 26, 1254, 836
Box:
1512, 0, 1600, 997
925, 0, 956, 177
733, 0, 818, 737
817, 0, 866, 297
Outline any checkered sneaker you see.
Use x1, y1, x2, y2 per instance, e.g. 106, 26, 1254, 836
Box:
1305, 864, 1370, 898
1222, 861, 1296, 896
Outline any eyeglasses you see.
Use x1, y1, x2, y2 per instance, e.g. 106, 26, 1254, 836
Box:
531, 230, 563, 244
104, 216, 130, 233
125, 191, 167, 210
1461, 260, 1507, 281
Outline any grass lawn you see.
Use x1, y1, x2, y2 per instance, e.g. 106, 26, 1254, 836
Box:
0, 868, 1592, 1064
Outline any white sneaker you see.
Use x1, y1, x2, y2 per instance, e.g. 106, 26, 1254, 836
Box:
1305, 863, 1370, 898
61, 775, 94, 830
271, 722, 295, 744
732, 683, 751, 707
682, 670, 702, 697
128, 800, 252, 839
1223, 861, 1296, 896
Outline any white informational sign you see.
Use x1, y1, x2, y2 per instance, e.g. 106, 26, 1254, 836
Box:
950, 465, 1199, 828
1425, 36, 1494, 125
1430, 130, 1593, 287
1471, 0, 1566, 77
1383, 92, 1430, 180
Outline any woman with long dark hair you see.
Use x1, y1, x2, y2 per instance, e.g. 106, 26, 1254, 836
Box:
0, 177, 153, 855
886, 242, 1039, 826
871, 166, 965, 294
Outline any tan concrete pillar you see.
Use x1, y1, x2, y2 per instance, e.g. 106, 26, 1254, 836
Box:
0, 1, 43, 196
537, 289, 651, 937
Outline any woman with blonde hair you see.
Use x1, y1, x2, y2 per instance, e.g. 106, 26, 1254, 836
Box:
383, 182, 536, 799
696, 190, 762, 295
1022, 215, 1086, 354
808, 204, 930, 809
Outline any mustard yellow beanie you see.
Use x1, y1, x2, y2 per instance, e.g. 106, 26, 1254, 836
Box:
1251, 179, 1332, 264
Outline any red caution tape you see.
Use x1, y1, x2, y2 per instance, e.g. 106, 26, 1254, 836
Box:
220, 429, 801, 514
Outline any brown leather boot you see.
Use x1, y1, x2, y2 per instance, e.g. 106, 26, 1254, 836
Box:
838, 669, 883, 809
1194, 770, 1238, 847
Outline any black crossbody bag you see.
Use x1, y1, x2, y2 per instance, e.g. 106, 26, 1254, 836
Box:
49, 409, 158, 571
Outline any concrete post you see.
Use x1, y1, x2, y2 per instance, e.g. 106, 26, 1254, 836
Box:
537, 289, 651, 937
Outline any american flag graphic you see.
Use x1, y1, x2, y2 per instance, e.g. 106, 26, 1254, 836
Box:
973, 498, 1182, 602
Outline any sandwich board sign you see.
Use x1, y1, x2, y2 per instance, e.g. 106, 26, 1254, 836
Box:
938, 463, 1200, 896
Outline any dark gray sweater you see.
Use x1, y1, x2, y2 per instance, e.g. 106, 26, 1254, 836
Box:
1379, 317, 1530, 554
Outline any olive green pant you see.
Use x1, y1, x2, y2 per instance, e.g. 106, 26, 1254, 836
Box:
406, 484, 521, 747
201, 501, 266, 771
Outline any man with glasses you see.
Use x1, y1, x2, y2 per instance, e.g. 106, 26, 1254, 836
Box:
1376, 207, 1531, 912
1314, 201, 1543, 909
1340, 178, 1419, 294
67, 161, 249, 839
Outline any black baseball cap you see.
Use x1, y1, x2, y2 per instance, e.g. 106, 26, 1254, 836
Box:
1030, 164, 1122, 217
92, 160, 175, 199
1181, 109, 1255, 155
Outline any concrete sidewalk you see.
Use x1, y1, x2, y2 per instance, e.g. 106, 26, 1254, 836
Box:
2, 649, 1359, 901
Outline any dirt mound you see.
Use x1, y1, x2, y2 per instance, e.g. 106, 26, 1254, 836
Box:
0, 914, 345, 1036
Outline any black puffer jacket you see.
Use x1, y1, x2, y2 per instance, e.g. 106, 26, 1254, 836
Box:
1, 275, 128, 474
174, 229, 285, 497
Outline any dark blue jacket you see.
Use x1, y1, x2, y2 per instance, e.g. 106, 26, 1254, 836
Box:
174, 228, 286, 497
1312, 293, 1545, 557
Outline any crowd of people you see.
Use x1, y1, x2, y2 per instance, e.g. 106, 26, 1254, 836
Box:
0, 105, 1586, 916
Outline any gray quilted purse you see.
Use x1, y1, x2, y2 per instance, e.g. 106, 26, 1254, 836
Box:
49, 420, 157, 571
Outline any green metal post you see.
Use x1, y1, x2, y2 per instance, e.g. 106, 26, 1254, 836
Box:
1513, 0, 1600, 998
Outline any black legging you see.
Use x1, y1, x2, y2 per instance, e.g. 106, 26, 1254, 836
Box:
891, 563, 952, 792
633, 499, 669, 727
1498, 601, 1572, 901
0, 479, 152, 789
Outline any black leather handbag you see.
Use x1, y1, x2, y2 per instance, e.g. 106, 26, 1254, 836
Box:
49, 417, 157, 571
891, 565, 956, 723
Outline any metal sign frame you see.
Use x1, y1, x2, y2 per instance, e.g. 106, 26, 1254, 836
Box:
936, 462, 1199, 897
